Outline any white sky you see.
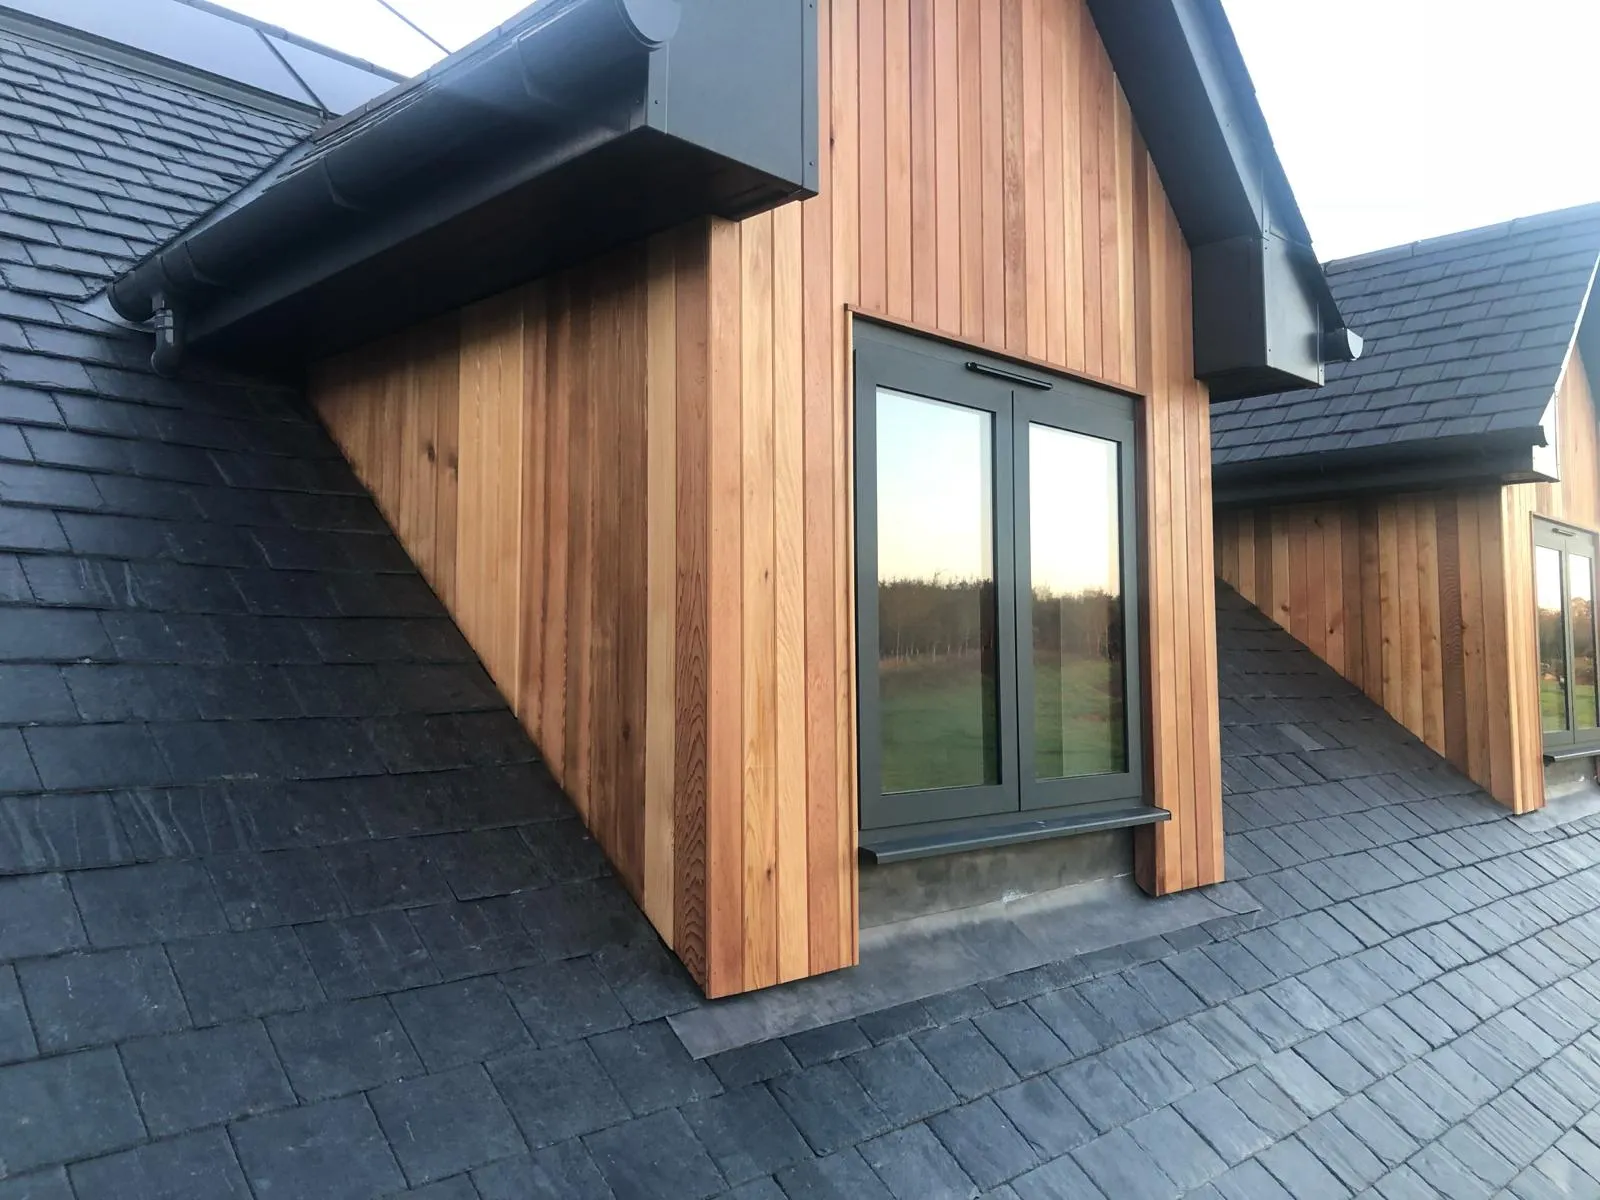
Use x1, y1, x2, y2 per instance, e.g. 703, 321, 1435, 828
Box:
215, 0, 1600, 261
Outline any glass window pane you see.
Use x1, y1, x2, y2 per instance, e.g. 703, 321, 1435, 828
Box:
1538, 545, 1569, 733
875, 388, 1000, 794
1028, 424, 1126, 779
1572, 554, 1597, 730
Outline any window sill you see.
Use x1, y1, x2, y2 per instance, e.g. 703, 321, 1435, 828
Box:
860, 805, 1170, 865
1544, 745, 1600, 763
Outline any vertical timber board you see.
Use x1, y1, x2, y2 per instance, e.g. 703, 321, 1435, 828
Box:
310, 0, 1233, 993
644, 233, 679, 944
455, 291, 526, 701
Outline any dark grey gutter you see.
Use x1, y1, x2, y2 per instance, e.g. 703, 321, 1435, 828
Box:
109, 0, 677, 330
1087, 0, 1358, 401
1213, 427, 1550, 507
106, 0, 817, 371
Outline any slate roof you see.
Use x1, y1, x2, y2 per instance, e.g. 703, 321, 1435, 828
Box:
8, 14, 1600, 1200
1213, 202, 1600, 471
0, 25, 311, 301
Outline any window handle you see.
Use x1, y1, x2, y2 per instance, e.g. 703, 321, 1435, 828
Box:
965, 361, 1053, 390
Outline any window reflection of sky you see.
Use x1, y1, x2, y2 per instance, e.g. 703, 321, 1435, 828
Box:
874, 389, 1119, 595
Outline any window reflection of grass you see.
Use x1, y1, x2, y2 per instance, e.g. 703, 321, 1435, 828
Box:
1034, 657, 1124, 780
880, 651, 998, 794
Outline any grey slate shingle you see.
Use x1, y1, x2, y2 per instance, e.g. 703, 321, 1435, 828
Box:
1214, 203, 1600, 472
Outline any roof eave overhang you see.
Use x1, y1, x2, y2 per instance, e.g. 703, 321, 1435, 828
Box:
1213, 427, 1551, 507
1087, 0, 1353, 402
106, 0, 819, 369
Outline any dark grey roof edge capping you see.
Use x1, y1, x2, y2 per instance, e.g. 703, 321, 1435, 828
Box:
1212, 200, 1600, 503
104, 0, 820, 374
1087, 0, 1356, 401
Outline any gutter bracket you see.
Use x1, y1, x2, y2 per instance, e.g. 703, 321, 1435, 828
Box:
149, 293, 186, 378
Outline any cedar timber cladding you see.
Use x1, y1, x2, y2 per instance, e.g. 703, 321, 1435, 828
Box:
1216, 350, 1600, 817
313, 0, 1225, 996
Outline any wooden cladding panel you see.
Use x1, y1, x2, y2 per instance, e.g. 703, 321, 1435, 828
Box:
1499, 349, 1600, 813
1216, 492, 1531, 809
1217, 349, 1599, 817
838, 0, 1223, 896
314, 0, 1226, 996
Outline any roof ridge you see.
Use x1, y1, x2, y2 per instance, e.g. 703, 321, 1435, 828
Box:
1324, 200, 1600, 273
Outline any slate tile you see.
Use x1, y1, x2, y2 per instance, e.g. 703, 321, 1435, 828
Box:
0, 872, 85, 961
0, 1170, 74, 1200
592, 938, 703, 1022
680, 1083, 812, 1186
0, 610, 110, 668
974, 1003, 1073, 1077
928, 1097, 1039, 1190
205, 848, 346, 930
501, 955, 628, 1046
167, 926, 322, 1026
591, 1019, 721, 1116
584, 1109, 724, 1200
992, 1074, 1094, 1158
860, 1123, 978, 1200
0, 791, 144, 872
267, 997, 421, 1102
391, 976, 530, 1071
774, 1147, 894, 1200
71, 859, 226, 947
408, 896, 541, 979
771, 1059, 891, 1156
487, 1041, 630, 1149
1174, 1084, 1274, 1164
1025, 987, 1117, 1057
296, 910, 442, 1000
0, 965, 34, 1065
325, 837, 451, 914
371, 1063, 525, 1186
856, 999, 936, 1045
0, 1048, 145, 1176
231, 1094, 405, 1200
472, 1139, 612, 1200
69, 1127, 251, 1200
1123, 1106, 1227, 1192
24, 722, 168, 789
705, 1038, 799, 1090
424, 828, 545, 900
914, 1019, 1020, 1100
1257, 1134, 1358, 1200
18, 945, 185, 1053
785, 1020, 870, 1067
1071, 1127, 1180, 1200
1051, 1051, 1149, 1134
1008, 1154, 1105, 1199
843, 1037, 957, 1125
0, 665, 74, 723
513, 877, 655, 962
1097, 1036, 1193, 1107
122, 1019, 293, 1137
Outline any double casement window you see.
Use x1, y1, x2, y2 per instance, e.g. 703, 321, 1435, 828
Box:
1535, 519, 1600, 755
853, 322, 1152, 849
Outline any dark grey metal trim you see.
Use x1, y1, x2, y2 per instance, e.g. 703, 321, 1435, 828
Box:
1085, 0, 1349, 400
967, 361, 1053, 390
853, 319, 1149, 845
1012, 389, 1144, 812
1214, 428, 1549, 507
860, 804, 1170, 864
854, 331, 1021, 833
105, 0, 818, 370
1534, 518, 1600, 756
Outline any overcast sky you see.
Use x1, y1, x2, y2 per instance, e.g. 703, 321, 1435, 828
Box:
212, 0, 1600, 263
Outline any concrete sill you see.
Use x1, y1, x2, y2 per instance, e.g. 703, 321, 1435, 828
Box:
860, 805, 1171, 864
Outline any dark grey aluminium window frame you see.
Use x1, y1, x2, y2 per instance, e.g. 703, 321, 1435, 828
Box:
1534, 517, 1600, 756
853, 319, 1153, 846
